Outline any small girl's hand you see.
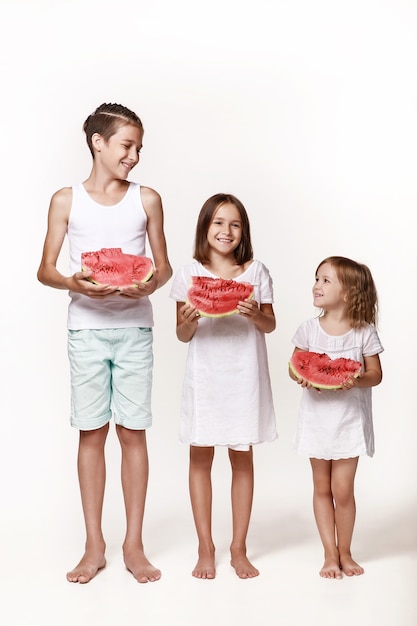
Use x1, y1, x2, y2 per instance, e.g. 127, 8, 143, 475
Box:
338, 372, 362, 391
180, 303, 201, 324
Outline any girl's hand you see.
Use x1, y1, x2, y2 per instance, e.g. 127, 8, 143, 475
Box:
180, 303, 201, 324
338, 372, 363, 391
238, 299, 276, 333
237, 298, 260, 320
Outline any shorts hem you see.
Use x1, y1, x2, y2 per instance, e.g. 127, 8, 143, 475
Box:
115, 416, 153, 430
71, 411, 112, 431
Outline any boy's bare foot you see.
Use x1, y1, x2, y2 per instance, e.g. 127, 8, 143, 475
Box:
319, 557, 343, 579
340, 554, 364, 576
230, 550, 259, 579
66, 550, 106, 584
123, 547, 161, 583
192, 551, 216, 579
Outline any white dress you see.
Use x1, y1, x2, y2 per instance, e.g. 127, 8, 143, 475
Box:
292, 317, 384, 460
169, 260, 277, 449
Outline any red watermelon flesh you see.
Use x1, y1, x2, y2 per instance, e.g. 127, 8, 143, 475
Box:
289, 351, 362, 389
81, 248, 153, 289
187, 276, 254, 318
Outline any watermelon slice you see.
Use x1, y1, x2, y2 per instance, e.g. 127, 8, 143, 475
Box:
81, 248, 153, 289
187, 276, 254, 318
289, 351, 362, 390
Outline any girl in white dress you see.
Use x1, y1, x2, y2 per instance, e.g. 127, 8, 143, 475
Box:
170, 193, 277, 580
289, 256, 383, 580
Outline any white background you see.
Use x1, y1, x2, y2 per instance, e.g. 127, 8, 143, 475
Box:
0, 0, 416, 624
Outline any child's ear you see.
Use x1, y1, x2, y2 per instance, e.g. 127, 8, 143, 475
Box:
92, 133, 103, 153
343, 293, 348, 302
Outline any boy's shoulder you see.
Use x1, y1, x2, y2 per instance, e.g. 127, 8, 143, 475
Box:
50, 186, 73, 211
139, 184, 162, 206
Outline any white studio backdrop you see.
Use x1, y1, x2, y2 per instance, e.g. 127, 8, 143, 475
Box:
0, 0, 416, 603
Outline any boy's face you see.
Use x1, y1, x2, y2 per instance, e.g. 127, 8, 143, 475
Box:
95, 123, 143, 179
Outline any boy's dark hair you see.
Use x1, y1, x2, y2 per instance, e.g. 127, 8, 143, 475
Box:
193, 193, 253, 265
83, 103, 143, 158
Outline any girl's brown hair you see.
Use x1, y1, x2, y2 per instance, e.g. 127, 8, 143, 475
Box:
193, 193, 253, 265
316, 256, 378, 327
83, 103, 143, 158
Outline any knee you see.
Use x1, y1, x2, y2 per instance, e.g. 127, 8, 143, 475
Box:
189, 446, 214, 470
332, 484, 354, 507
80, 423, 109, 448
228, 449, 253, 472
116, 425, 146, 448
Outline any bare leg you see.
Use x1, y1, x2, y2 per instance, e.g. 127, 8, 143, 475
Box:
66, 424, 109, 583
331, 457, 364, 576
116, 426, 161, 583
310, 458, 342, 579
189, 446, 216, 579
229, 447, 259, 579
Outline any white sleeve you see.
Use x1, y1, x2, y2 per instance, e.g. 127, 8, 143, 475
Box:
169, 264, 192, 302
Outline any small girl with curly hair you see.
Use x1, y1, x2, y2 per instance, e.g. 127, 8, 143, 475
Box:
289, 256, 383, 579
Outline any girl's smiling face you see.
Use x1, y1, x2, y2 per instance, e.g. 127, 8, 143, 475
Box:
312, 262, 347, 310
207, 202, 243, 256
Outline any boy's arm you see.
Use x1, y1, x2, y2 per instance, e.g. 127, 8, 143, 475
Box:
37, 188, 73, 290
141, 186, 173, 292
37, 188, 118, 297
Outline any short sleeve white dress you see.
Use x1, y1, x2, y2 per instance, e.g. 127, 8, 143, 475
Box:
170, 260, 278, 449
292, 317, 384, 460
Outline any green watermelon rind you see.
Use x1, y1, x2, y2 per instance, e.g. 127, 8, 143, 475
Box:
289, 351, 362, 390
186, 276, 254, 318
81, 248, 153, 290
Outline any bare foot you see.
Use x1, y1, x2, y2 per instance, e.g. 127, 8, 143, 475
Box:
66, 550, 106, 584
230, 551, 259, 579
340, 554, 364, 576
319, 557, 343, 579
123, 547, 161, 583
192, 550, 216, 579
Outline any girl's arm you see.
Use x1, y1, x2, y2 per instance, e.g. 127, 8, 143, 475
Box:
343, 353, 383, 389
176, 301, 200, 343
236, 300, 276, 333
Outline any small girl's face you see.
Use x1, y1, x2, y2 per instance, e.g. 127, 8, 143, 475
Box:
313, 262, 347, 310
207, 202, 242, 256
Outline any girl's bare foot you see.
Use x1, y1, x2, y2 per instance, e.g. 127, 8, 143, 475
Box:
192, 547, 216, 579
230, 549, 259, 579
340, 554, 364, 576
319, 556, 343, 579
66, 550, 106, 584
123, 547, 161, 583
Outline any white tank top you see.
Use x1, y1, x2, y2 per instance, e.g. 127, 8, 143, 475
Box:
67, 182, 154, 330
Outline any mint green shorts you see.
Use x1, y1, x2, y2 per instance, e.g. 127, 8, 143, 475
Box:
67, 328, 153, 431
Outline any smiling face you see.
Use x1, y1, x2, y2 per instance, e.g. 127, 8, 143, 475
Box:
93, 123, 143, 179
312, 262, 347, 311
206, 202, 243, 258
